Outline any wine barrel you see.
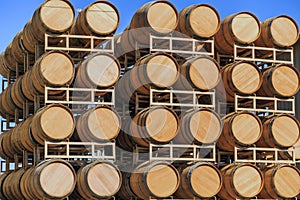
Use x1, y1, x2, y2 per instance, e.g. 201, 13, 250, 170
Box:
215, 12, 261, 54
21, 71, 36, 101
72, 1, 119, 37
116, 118, 135, 151
31, 104, 75, 145
174, 55, 221, 91
0, 84, 18, 117
114, 29, 136, 59
131, 106, 179, 147
257, 114, 300, 148
177, 4, 220, 39
259, 164, 300, 199
74, 53, 121, 89
22, 0, 75, 53
75, 106, 121, 142
117, 171, 137, 199
0, 130, 15, 159
175, 162, 222, 198
173, 108, 222, 145
11, 31, 25, 64
217, 111, 263, 151
75, 161, 122, 199
3, 43, 16, 71
21, 159, 76, 200
3, 168, 26, 200
0, 172, 11, 200
129, 0, 178, 46
130, 161, 180, 199
219, 163, 264, 199
0, 53, 9, 78
255, 15, 299, 48
218, 61, 262, 102
258, 64, 300, 98
30, 50, 75, 95
10, 75, 27, 109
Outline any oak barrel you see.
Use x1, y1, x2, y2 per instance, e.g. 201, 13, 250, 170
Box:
20, 167, 36, 200
0, 172, 11, 200
21, 159, 76, 200
131, 106, 179, 147
72, 1, 119, 37
31, 104, 75, 145
257, 114, 300, 148
174, 56, 221, 91
0, 84, 18, 117
258, 64, 300, 98
129, 0, 178, 46
259, 164, 300, 199
75, 161, 122, 199
175, 162, 222, 198
218, 163, 264, 199
130, 161, 180, 199
75, 53, 121, 89
0, 130, 15, 159
3, 168, 26, 200
3, 43, 16, 71
217, 111, 263, 151
177, 4, 220, 39
10, 75, 27, 109
11, 31, 25, 64
22, 0, 75, 53
21, 70, 36, 101
255, 15, 299, 48
30, 50, 75, 95
75, 106, 121, 142
117, 171, 137, 199
218, 61, 262, 102
214, 12, 261, 54
0, 53, 9, 78
173, 108, 222, 145
116, 118, 135, 152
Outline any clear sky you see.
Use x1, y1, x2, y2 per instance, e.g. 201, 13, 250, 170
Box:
0, 0, 300, 52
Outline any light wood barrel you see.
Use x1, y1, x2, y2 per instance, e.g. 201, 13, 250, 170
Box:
31, 50, 75, 95
11, 75, 27, 109
217, 111, 263, 151
129, 0, 178, 46
173, 108, 222, 145
21, 71, 36, 101
22, 0, 75, 53
20, 167, 36, 200
257, 114, 300, 148
24, 159, 76, 199
75, 161, 122, 199
258, 64, 300, 98
3, 43, 16, 71
0, 130, 15, 159
215, 12, 261, 54
0, 84, 18, 117
175, 162, 222, 198
219, 61, 262, 102
11, 31, 25, 64
259, 164, 300, 199
0, 53, 9, 78
75, 106, 121, 142
3, 168, 26, 200
255, 15, 299, 48
177, 4, 220, 39
72, 1, 119, 37
131, 106, 179, 147
75, 53, 121, 89
219, 163, 264, 199
31, 104, 75, 145
0, 172, 11, 200
174, 55, 221, 91
130, 161, 180, 199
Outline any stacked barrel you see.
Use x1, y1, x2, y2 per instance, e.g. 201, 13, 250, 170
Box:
0, 0, 299, 200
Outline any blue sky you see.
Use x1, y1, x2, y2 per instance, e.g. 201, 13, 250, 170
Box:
0, 0, 300, 51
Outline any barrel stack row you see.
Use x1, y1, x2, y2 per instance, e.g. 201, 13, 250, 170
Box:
0, 0, 299, 200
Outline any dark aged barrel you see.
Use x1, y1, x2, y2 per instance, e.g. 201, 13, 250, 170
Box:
217, 61, 262, 102
258, 64, 300, 98
256, 114, 300, 148
259, 164, 300, 199
219, 163, 264, 199
72, 1, 119, 37
74, 53, 121, 89
217, 111, 263, 151
21, 159, 76, 200
177, 4, 220, 38
31, 104, 75, 145
173, 108, 222, 145
131, 106, 179, 147
22, 0, 75, 53
255, 15, 299, 48
130, 161, 180, 199
75, 106, 121, 142
174, 55, 221, 91
74, 161, 122, 199
117, 171, 137, 199
175, 162, 222, 198
0, 172, 11, 199
214, 12, 261, 54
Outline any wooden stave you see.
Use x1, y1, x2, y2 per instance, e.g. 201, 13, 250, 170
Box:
214, 12, 261, 54
175, 162, 222, 198
217, 111, 263, 151
177, 4, 220, 39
